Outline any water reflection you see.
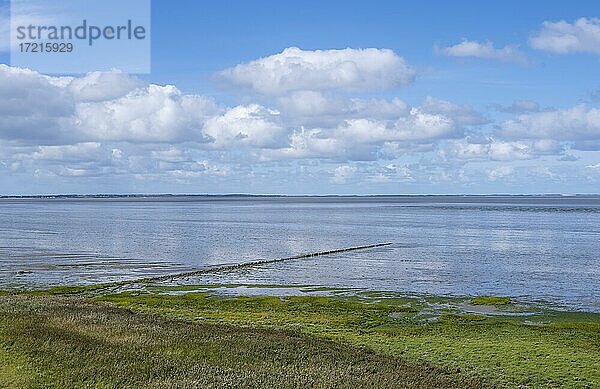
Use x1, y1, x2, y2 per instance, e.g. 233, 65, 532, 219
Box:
0, 196, 599, 311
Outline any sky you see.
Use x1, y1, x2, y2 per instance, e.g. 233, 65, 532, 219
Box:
1, 0, 600, 195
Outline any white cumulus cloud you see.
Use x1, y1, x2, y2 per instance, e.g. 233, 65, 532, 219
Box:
500, 105, 600, 147
75, 84, 219, 143
437, 40, 528, 64
261, 107, 458, 162
68, 71, 145, 102
441, 138, 563, 161
204, 104, 286, 149
217, 47, 416, 95
530, 17, 600, 55
486, 166, 514, 181
332, 165, 357, 184
0, 65, 220, 144
23, 142, 103, 162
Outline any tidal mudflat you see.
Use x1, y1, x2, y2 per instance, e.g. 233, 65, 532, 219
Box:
2, 195, 599, 312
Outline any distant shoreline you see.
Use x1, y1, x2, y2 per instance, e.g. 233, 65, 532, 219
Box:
0, 194, 600, 205
1, 193, 599, 199
1, 193, 599, 204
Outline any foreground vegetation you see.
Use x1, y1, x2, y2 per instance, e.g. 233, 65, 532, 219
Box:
0, 294, 477, 388
1, 285, 599, 388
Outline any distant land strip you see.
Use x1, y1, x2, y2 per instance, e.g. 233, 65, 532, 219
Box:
1, 194, 597, 200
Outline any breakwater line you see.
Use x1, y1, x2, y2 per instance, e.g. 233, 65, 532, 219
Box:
140, 242, 393, 283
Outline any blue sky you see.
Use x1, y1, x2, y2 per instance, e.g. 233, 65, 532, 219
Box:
1, 0, 600, 194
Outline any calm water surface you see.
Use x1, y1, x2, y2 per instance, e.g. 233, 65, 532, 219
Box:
1, 196, 598, 311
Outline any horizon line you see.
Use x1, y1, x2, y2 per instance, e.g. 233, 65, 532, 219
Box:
1, 193, 599, 199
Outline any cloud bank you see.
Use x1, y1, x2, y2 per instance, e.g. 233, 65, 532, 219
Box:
1, 42, 600, 192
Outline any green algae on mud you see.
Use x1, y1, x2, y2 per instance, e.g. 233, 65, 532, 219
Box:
94, 289, 600, 388
470, 296, 512, 306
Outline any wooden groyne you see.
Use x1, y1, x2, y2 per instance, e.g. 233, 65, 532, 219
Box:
140, 242, 393, 283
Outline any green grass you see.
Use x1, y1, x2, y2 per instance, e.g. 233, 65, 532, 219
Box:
2, 287, 599, 388
0, 294, 479, 388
